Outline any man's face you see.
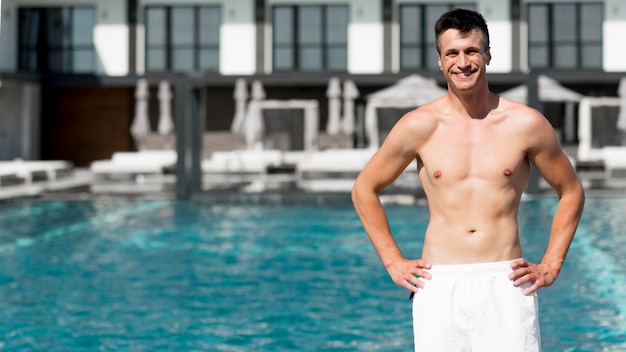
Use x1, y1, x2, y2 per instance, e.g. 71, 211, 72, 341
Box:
437, 28, 491, 92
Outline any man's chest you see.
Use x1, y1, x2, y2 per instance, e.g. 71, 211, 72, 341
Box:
417, 127, 528, 181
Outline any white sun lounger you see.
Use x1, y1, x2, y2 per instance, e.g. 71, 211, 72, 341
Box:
294, 149, 375, 192
202, 150, 286, 190
0, 160, 73, 187
294, 148, 420, 193
601, 147, 626, 179
90, 150, 177, 179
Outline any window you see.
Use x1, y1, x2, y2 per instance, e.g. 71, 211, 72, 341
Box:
145, 6, 221, 72
528, 3, 603, 70
399, 3, 475, 71
272, 5, 348, 72
18, 7, 96, 73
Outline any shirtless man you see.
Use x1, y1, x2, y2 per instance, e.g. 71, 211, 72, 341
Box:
352, 9, 584, 352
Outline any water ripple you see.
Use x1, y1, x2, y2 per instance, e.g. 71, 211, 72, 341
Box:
0, 198, 623, 351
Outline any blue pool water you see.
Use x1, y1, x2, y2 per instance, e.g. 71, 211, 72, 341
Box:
0, 196, 624, 351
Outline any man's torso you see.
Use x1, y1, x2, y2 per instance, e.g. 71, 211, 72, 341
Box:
414, 97, 532, 264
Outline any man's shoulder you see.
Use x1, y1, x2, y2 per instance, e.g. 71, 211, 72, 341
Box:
402, 97, 447, 121
497, 96, 549, 128
397, 103, 441, 133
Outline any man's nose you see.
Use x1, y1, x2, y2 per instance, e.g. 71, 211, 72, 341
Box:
457, 53, 470, 68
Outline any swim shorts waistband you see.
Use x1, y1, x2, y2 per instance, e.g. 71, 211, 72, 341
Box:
425, 259, 521, 278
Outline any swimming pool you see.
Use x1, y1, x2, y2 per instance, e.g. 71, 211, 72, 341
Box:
0, 196, 623, 351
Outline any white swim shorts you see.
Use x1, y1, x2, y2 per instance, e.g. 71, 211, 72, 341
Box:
412, 259, 541, 352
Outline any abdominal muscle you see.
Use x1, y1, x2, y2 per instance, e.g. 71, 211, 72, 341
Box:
419, 178, 524, 265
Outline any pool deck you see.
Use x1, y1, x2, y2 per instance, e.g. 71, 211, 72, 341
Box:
1, 145, 625, 205
0, 168, 93, 201
0, 165, 622, 205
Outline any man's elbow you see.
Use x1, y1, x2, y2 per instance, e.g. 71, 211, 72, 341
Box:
574, 181, 585, 211
352, 175, 376, 205
561, 179, 585, 212
351, 177, 364, 205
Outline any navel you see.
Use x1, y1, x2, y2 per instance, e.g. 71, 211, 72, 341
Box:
503, 168, 512, 177
433, 170, 442, 179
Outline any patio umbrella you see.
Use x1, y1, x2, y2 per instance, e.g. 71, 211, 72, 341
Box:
130, 78, 151, 150
157, 80, 174, 136
342, 79, 359, 136
500, 75, 583, 103
617, 77, 626, 136
244, 80, 266, 149
325, 77, 342, 138
501, 75, 583, 143
365, 74, 446, 105
364, 74, 446, 148
231, 78, 248, 136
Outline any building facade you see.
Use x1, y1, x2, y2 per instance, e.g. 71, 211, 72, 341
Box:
0, 0, 625, 165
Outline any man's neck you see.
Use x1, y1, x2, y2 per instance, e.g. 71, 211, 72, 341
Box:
446, 84, 495, 120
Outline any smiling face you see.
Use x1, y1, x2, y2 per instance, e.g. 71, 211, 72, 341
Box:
437, 28, 491, 93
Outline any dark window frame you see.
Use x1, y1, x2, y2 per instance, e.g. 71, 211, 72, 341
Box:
272, 4, 349, 72
527, 2, 603, 70
144, 5, 221, 73
17, 6, 96, 73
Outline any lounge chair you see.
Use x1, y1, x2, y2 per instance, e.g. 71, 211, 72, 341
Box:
202, 149, 287, 191
576, 97, 621, 162
294, 149, 419, 193
294, 149, 375, 192
0, 160, 73, 187
0, 159, 82, 199
90, 150, 177, 181
601, 147, 626, 179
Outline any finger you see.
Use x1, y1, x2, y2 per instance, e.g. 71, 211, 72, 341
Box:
510, 258, 528, 270
512, 272, 535, 287
403, 274, 423, 288
414, 277, 427, 289
523, 281, 541, 296
417, 259, 432, 269
402, 280, 420, 293
415, 269, 432, 280
411, 261, 432, 280
404, 284, 418, 292
508, 266, 530, 280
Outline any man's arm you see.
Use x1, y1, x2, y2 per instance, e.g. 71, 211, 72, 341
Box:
352, 112, 433, 293
509, 110, 585, 295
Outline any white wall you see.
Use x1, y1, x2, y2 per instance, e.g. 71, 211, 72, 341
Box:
220, 0, 256, 75
348, 0, 384, 74
478, 0, 512, 73
95, 1, 128, 76
604, 0, 626, 72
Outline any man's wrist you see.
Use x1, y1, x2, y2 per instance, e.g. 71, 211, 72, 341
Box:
539, 260, 562, 280
383, 255, 404, 270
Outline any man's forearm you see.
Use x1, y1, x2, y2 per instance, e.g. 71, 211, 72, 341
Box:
541, 184, 585, 277
352, 187, 404, 267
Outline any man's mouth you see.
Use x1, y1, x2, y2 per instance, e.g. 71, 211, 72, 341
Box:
454, 71, 474, 78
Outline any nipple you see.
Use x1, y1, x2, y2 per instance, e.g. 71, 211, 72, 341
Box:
503, 168, 512, 176
433, 170, 442, 179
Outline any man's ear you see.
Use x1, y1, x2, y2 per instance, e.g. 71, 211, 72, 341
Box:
437, 55, 443, 70
485, 47, 492, 65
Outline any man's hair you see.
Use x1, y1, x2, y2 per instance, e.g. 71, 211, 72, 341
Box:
434, 8, 490, 54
